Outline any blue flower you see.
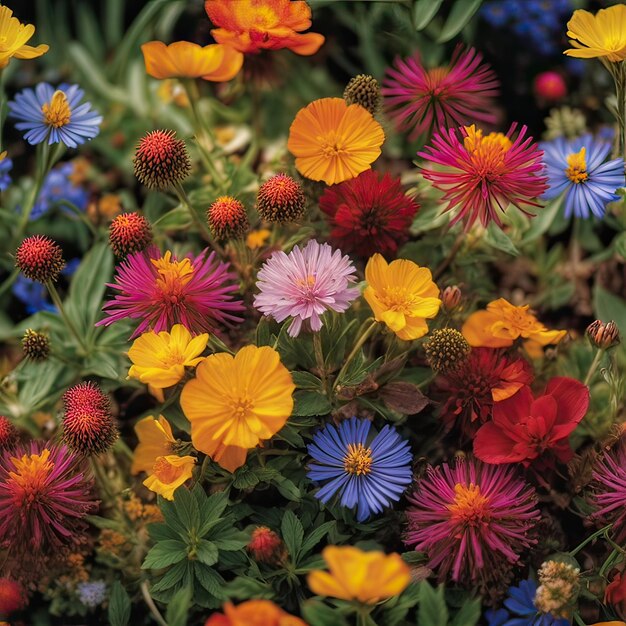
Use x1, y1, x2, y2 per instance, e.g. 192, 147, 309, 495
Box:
32, 161, 89, 220
8, 83, 102, 148
76, 580, 107, 608
541, 135, 625, 219
307, 417, 412, 522
0, 156, 13, 191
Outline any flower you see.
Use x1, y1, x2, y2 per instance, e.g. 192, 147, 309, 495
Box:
307, 546, 410, 603
141, 41, 243, 81
22, 329, 50, 360
473, 377, 589, 469
133, 130, 191, 190
0, 153, 13, 191
343, 74, 381, 115
31, 161, 89, 220
12, 276, 54, 314
256, 174, 306, 223
423, 328, 470, 372
207, 196, 249, 239
440, 285, 462, 312
0, 417, 17, 450
534, 71, 567, 101
364, 254, 441, 341
0, 5, 48, 68
247, 527, 286, 565
382, 45, 498, 140
605, 571, 626, 619
319, 170, 419, 258
564, 6, 626, 62
307, 417, 412, 522
0, 578, 26, 615
534, 560, 580, 618
462, 298, 567, 349
204, 600, 307, 626
131, 415, 176, 475
180, 345, 294, 473
540, 135, 625, 219
405, 458, 540, 584
254, 239, 359, 337
287, 98, 385, 185
8, 83, 101, 148
76, 580, 107, 608
433, 348, 533, 436
109, 212, 153, 257
419, 124, 547, 230
205, 0, 325, 56
15, 235, 65, 283
246, 228, 271, 249
98, 247, 244, 339
143, 455, 196, 500
587, 320, 621, 349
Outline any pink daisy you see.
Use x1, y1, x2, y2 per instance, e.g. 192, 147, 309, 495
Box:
382, 45, 499, 140
253, 239, 359, 337
98, 246, 244, 338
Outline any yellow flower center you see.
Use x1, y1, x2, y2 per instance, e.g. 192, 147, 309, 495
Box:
152, 252, 194, 304
565, 147, 588, 184
319, 131, 347, 158
296, 275, 316, 290
41, 91, 72, 128
343, 443, 373, 475
9, 449, 54, 495
463, 125, 512, 175
158, 346, 185, 368
152, 457, 179, 483
232, 398, 254, 420
447, 483, 490, 523
379, 286, 423, 316
426, 66, 450, 94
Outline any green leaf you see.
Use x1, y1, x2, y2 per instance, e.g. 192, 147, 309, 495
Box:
152, 206, 193, 230
148, 522, 181, 542
275, 477, 301, 501
302, 599, 349, 626
165, 587, 192, 626
451, 596, 481, 626
292, 390, 332, 416
194, 540, 219, 566
413, 0, 444, 30
484, 222, 520, 256
150, 561, 188, 593
291, 371, 323, 390
436, 0, 483, 42
198, 491, 229, 536
108, 581, 131, 626
173, 487, 201, 532
224, 576, 274, 600
418, 581, 448, 626
194, 564, 226, 598
142, 541, 187, 570
522, 196, 563, 244
593, 284, 626, 334
300, 521, 336, 555
214, 535, 249, 551
281, 510, 304, 561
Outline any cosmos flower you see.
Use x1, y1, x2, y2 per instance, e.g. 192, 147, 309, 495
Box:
382, 45, 499, 140
473, 377, 589, 469
287, 98, 385, 185
541, 135, 625, 219
0, 152, 13, 191
98, 247, 244, 339
405, 457, 540, 584
564, 5, 626, 62
0, 5, 48, 68
205, 600, 307, 626
307, 546, 411, 604
143, 454, 196, 500
307, 417, 413, 522
8, 83, 102, 148
131, 415, 176, 475
419, 124, 548, 230
319, 170, 419, 258
254, 239, 359, 337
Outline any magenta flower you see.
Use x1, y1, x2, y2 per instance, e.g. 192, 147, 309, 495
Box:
98, 246, 244, 338
405, 457, 540, 585
253, 239, 359, 337
382, 45, 499, 140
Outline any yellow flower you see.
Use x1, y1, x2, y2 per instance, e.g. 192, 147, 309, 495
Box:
364, 253, 441, 341
131, 415, 176, 475
246, 228, 271, 249
141, 40, 243, 81
307, 546, 411, 604
462, 298, 567, 349
180, 345, 295, 473
128, 324, 209, 388
564, 5, 626, 62
143, 454, 196, 500
0, 5, 48, 68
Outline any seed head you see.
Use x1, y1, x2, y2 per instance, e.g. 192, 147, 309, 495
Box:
15, 235, 65, 283
344, 74, 382, 115
0, 416, 17, 450
22, 329, 50, 361
256, 174, 306, 223
109, 212, 153, 257
133, 130, 191, 190
207, 196, 249, 240
424, 328, 471, 372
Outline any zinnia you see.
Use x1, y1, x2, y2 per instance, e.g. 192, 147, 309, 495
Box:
0, 5, 48, 68
287, 97, 385, 185
180, 345, 295, 473
131, 415, 176, 475
204, 600, 307, 626
564, 5, 626, 62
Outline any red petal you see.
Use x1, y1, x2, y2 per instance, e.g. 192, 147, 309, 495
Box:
544, 376, 590, 427
473, 422, 527, 464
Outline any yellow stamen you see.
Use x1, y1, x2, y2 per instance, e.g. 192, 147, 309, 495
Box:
447, 483, 490, 522
152, 252, 195, 298
343, 443, 373, 475
41, 91, 71, 128
565, 147, 588, 184
9, 449, 54, 493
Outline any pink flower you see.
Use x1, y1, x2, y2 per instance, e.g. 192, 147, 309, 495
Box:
253, 239, 359, 337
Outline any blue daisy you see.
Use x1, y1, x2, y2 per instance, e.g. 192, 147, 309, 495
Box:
541, 134, 625, 219
8, 83, 102, 148
307, 417, 413, 522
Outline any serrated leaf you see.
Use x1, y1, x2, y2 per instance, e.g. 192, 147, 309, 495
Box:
485, 222, 520, 256
198, 491, 229, 536
194, 540, 219, 566
281, 510, 304, 561
142, 540, 187, 570
275, 477, 301, 501
108, 581, 131, 626
165, 586, 192, 626
174, 487, 200, 532
214, 536, 248, 551
413, 0, 444, 30
291, 371, 323, 390
436, 0, 482, 42
292, 390, 332, 416
300, 521, 336, 555
418, 582, 448, 626
147, 522, 181, 542
194, 564, 226, 598
150, 561, 188, 593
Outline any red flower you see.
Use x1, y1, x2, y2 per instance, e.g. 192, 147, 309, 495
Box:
605, 571, 626, 618
473, 377, 589, 468
319, 170, 419, 258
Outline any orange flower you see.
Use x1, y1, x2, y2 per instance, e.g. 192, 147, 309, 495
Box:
205, 0, 324, 56
288, 98, 385, 185
143, 454, 196, 500
141, 41, 243, 81
462, 298, 567, 349
204, 600, 307, 626
131, 415, 176, 475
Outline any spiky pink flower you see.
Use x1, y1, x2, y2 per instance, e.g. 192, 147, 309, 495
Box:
98, 246, 244, 338
254, 239, 359, 337
382, 45, 499, 140
405, 457, 540, 585
419, 123, 548, 230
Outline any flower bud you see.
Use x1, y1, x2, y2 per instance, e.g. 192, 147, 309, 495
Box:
344, 74, 382, 115
534, 71, 567, 101
534, 559, 580, 618
22, 329, 50, 361
441, 285, 462, 312
15, 235, 65, 283
109, 212, 153, 257
0, 416, 17, 450
0, 578, 26, 615
133, 130, 191, 190
256, 174, 306, 223
207, 196, 249, 240
247, 526, 286, 565
587, 320, 620, 350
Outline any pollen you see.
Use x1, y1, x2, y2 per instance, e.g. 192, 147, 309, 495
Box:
565, 147, 588, 184
448, 482, 491, 523
152, 252, 195, 300
343, 443, 373, 475
42, 91, 72, 128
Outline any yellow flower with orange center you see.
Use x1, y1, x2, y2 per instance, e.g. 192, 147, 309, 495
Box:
364, 253, 441, 341
180, 345, 295, 473
205, 599, 308, 626
143, 454, 196, 500
307, 546, 411, 604
462, 298, 567, 349
128, 324, 208, 388
0, 5, 48, 68
564, 5, 626, 62
131, 415, 176, 475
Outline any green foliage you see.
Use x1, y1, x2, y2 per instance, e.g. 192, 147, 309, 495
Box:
108, 581, 131, 626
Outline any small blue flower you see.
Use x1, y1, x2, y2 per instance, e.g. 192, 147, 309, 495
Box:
541, 134, 625, 219
32, 161, 89, 220
307, 417, 412, 522
12, 276, 55, 314
0, 156, 13, 191
76, 580, 107, 608
8, 83, 102, 148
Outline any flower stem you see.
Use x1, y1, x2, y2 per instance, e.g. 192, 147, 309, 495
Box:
433, 232, 464, 282
584, 348, 605, 386
313, 331, 329, 396
569, 523, 611, 557
46, 281, 89, 355
333, 319, 378, 392
140, 581, 168, 626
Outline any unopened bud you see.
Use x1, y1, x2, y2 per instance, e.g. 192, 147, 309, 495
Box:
440, 286, 462, 312
586, 320, 620, 350
247, 526, 286, 565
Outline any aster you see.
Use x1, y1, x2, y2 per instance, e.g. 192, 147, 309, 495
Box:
541, 134, 625, 219
307, 417, 413, 522
8, 83, 101, 148
98, 246, 244, 339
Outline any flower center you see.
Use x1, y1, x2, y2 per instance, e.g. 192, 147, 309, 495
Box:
319, 131, 347, 158
152, 457, 179, 483
426, 66, 450, 96
380, 286, 421, 315
232, 398, 254, 420
152, 252, 194, 306
8, 449, 54, 499
343, 443, 373, 475
463, 125, 512, 176
42, 91, 72, 128
295, 273, 317, 298
565, 147, 588, 184
448, 482, 491, 524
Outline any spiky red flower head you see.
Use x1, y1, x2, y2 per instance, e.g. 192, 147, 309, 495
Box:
319, 169, 418, 258
207, 196, 249, 240
109, 212, 153, 257
0, 578, 26, 615
15, 235, 65, 283
62, 382, 118, 456
133, 130, 191, 190
256, 173, 306, 223
247, 526, 286, 565
0, 416, 17, 451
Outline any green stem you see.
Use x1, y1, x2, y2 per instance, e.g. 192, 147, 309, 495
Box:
46, 281, 89, 355
333, 319, 378, 392
584, 348, 605, 386
0, 267, 19, 300
313, 332, 329, 396
57, 200, 99, 238
569, 523, 612, 557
